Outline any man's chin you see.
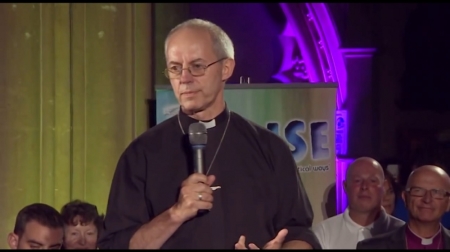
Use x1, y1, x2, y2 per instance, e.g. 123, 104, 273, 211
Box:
180, 103, 203, 115
352, 205, 376, 213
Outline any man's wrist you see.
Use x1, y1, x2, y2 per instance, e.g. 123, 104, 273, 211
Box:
168, 205, 184, 225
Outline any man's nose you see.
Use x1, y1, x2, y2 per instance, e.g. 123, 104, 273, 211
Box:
180, 67, 194, 82
360, 180, 368, 190
421, 191, 433, 203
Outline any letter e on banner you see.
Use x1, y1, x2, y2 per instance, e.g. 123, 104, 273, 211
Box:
310, 121, 330, 160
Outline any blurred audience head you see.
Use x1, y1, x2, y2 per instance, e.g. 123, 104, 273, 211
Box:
382, 170, 400, 215
8, 203, 64, 249
60, 200, 104, 250
344, 157, 385, 214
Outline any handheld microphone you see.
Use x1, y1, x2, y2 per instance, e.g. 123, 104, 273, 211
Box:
188, 122, 207, 174
189, 123, 209, 215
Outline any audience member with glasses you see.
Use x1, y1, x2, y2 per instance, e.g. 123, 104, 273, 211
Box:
357, 165, 450, 249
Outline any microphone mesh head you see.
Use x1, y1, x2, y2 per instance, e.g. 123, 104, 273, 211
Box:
189, 122, 207, 146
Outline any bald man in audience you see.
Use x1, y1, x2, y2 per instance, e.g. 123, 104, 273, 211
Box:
357, 165, 450, 249
313, 157, 404, 249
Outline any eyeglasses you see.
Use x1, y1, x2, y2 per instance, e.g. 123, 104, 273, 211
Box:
405, 186, 450, 199
163, 58, 227, 79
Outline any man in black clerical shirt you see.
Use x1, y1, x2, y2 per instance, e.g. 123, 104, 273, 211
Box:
97, 18, 320, 250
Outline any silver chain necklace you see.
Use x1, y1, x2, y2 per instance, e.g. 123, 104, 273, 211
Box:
177, 109, 231, 175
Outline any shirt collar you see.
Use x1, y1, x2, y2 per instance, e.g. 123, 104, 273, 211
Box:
178, 105, 229, 134
343, 207, 388, 231
406, 224, 442, 245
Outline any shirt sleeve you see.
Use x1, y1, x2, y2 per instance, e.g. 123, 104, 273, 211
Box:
97, 141, 152, 249
269, 134, 322, 249
312, 223, 327, 249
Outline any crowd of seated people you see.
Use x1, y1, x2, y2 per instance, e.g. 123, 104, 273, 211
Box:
311, 151, 450, 250
357, 163, 450, 249
8, 200, 104, 250
7, 153, 450, 250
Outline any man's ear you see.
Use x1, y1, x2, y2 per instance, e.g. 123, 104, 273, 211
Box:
7, 233, 19, 249
343, 180, 348, 195
221, 58, 235, 82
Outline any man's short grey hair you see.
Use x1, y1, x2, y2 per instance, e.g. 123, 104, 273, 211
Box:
164, 18, 235, 60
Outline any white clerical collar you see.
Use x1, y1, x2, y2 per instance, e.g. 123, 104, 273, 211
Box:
407, 224, 442, 245
199, 119, 216, 129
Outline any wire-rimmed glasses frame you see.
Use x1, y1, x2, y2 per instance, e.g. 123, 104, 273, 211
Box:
163, 58, 227, 79
405, 186, 450, 200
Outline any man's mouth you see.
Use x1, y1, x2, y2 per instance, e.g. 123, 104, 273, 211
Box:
182, 90, 198, 95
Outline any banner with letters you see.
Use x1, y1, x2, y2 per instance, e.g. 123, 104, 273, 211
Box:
155, 84, 337, 224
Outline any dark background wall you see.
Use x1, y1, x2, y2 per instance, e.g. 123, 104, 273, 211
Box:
183, 3, 450, 162
189, 3, 286, 84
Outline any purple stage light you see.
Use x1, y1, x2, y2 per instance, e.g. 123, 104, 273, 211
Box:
276, 3, 376, 214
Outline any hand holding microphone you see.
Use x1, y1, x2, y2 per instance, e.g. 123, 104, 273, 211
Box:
171, 123, 215, 223
172, 173, 215, 223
